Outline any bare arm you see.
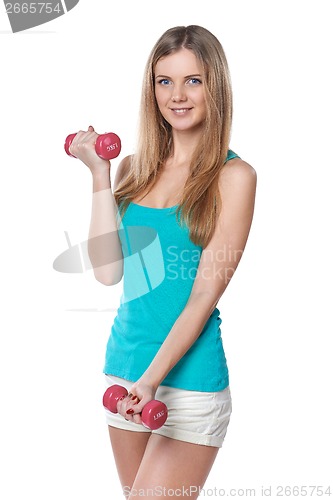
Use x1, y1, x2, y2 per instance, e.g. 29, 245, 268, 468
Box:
68, 126, 130, 285
88, 156, 131, 285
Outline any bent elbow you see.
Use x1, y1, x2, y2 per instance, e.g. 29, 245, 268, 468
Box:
96, 274, 122, 286
96, 277, 115, 286
93, 262, 123, 286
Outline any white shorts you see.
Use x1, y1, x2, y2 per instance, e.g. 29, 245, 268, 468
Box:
104, 374, 232, 448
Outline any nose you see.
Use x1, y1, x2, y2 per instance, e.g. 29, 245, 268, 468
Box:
171, 84, 186, 102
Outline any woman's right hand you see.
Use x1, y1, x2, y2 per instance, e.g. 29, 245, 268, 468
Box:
115, 379, 158, 426
68, 125, 111, 175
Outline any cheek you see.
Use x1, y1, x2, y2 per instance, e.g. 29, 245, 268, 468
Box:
155, 84, 173, 104
188, 88, 205, 105
197, 93, 207, 112
154, 95, 163, 114
155, 91, 162, 106
154, 92, 168, 119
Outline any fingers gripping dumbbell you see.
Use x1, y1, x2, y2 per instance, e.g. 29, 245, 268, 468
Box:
64, 132, 121, 160
103, 384, 168, 430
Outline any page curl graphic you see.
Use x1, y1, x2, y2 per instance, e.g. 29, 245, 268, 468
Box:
53, 226, 166, 304
4, 0, 79, 33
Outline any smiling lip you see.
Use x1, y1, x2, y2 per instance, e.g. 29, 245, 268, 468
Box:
170, 108, 193, 114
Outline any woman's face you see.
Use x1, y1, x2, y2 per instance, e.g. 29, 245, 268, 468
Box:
154, 48, 207, 134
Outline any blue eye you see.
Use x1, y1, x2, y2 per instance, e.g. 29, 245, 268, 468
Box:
187, 78, 201, 85
158, 79, 171, 85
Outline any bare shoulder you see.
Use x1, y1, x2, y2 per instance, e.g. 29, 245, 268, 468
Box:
113, 154, 133, 190
221, 157, 257, 181
219, 157, 257, 194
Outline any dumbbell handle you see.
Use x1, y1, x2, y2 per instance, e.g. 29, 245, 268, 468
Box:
103, 384, 168, 431
64, 131, 121, 160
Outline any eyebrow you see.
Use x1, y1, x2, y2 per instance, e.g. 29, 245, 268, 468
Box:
155, 74, 202, 80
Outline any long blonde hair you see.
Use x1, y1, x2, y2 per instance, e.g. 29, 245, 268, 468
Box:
114, 25, 233, 248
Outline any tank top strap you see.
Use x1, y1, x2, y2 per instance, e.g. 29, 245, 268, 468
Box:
225, 149, 241, 163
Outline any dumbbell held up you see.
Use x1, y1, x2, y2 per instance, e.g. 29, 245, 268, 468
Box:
64, 131, 121, 160
103, 384, 168, 430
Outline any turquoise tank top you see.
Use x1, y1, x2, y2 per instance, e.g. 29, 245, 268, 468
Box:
103, 149, 240, 392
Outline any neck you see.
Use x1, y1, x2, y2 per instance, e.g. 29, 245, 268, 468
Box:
168, 128, 202, 167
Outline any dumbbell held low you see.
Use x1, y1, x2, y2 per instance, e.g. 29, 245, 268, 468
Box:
64, 131, 121, 160
103, 384, 168, 430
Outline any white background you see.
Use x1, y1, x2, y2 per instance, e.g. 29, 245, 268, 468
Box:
0, 1, 332, 498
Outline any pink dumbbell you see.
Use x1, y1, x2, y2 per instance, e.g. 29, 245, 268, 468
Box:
103, 384, 168, 430
64, 131, 121, 160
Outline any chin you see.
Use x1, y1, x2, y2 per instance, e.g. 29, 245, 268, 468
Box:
173, 122, 204, 133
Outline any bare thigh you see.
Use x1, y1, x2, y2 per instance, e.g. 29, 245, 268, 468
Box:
108, 425, 151, 490
129, 433, 219, 499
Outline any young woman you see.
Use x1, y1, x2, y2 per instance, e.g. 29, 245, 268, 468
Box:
69, 25, 257, 499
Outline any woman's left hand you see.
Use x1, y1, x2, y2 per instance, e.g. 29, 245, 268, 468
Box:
116, 379, 157, 426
